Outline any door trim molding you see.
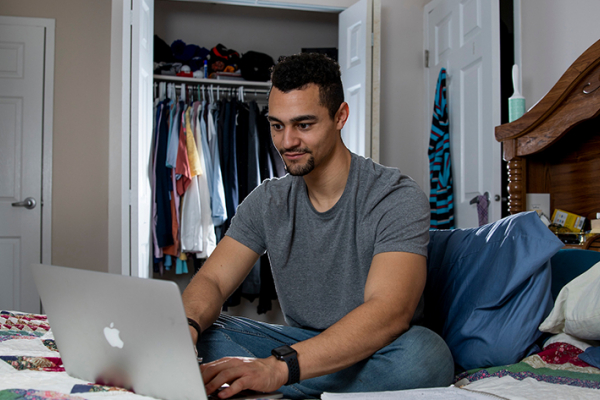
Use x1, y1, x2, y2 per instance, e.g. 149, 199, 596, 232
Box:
108, 0, 132, 276
0, 16, 54, 267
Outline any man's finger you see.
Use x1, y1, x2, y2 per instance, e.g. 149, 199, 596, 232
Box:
215, 376, 251, 399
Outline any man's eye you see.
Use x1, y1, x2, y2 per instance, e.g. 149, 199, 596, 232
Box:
271, 124, 283, 130
298, 123, 311, 130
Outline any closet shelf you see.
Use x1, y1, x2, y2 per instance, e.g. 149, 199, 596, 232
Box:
153, 75, 271, 88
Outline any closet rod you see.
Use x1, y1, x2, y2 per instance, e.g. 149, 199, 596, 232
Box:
161, 83, 271, 96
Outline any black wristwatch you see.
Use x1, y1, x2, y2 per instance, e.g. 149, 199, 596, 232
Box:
271, 345, 300, 385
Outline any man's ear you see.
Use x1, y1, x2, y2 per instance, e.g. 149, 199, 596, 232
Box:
335, 102, 350, 130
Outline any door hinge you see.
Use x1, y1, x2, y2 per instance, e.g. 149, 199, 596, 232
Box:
424, 50, 430, 68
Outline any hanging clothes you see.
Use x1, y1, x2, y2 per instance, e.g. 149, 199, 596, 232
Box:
429, 68, 455, 229
260, 107, 286, 178
206, 96, 228, 226
180, 103, 205, 253
154, 100, 175, 248
218, 98, 239, 239
152, 100, 165, 265
194, 99, 217, 258
247, 101, 262, 191
175, 103, 192, 195
151, 81, 281, 311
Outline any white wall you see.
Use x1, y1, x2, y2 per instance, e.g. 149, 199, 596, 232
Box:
378, 0, 429, 186
520, 0, 600, 109
3, 0, 112, 273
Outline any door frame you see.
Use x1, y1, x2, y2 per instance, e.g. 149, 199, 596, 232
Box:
0, 16, 54, 271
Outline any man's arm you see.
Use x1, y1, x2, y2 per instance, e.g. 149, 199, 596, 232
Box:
182, 236, 261, 343
200, 251, 426, 398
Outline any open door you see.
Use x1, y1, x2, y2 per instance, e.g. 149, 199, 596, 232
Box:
339, 0, 380, 162
130, 0, 154, 278
424, 0, 501, 228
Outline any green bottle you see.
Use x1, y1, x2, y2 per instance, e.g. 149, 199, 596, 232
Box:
509, 64, 526, 122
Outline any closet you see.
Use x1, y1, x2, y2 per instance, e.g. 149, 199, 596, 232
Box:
109, 0, 380, 324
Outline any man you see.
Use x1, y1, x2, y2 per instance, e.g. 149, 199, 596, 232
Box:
182, 53, 454, 399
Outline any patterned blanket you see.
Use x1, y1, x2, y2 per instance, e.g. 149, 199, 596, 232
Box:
0, 311, 153, 400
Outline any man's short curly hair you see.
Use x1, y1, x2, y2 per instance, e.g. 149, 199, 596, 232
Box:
270, 53, 344, 119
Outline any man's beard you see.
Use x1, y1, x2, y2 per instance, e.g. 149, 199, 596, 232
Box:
281, 149, 315, 176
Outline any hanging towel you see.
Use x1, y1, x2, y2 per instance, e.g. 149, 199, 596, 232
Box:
429, 68, 455, 229
477, 194, 489, 227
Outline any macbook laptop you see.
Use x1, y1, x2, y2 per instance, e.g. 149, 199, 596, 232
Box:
31, 263, 282, 400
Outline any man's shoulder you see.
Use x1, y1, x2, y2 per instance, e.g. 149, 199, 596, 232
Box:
353, 153, 419, 190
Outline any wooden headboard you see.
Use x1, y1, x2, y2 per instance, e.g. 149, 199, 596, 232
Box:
495, 39, 600, 228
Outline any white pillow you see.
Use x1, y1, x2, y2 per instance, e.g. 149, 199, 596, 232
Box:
539, 260, 600, 340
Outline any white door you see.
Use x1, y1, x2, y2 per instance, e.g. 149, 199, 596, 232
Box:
130, 0, 154, 278
109, 0, 154, 278
0, 19, 47, 313
424, 0, 501, 228
339, 0, 381, 162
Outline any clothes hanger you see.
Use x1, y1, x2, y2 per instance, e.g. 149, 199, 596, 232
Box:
159, 82, 166, 101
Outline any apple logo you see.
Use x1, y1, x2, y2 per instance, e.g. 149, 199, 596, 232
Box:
103, 322, 124, 349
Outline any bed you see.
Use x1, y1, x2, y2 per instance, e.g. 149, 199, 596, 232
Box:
2, 213, 600, 400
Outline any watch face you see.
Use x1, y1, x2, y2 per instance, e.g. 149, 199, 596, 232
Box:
273, 345, 296, 358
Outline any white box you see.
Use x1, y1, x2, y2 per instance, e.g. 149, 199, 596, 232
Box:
526, 193, 550, 217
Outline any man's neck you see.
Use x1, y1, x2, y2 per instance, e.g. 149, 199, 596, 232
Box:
303, 147, 352, 213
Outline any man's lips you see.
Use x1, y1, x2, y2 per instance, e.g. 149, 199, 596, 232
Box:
283, 152, 307, 161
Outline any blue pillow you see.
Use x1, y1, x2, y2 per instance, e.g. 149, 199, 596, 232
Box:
425, 211, 563, 370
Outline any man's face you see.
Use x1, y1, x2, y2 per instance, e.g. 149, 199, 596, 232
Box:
267, 84, 344, 176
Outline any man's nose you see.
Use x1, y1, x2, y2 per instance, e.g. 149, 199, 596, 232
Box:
281, 127, 301, 149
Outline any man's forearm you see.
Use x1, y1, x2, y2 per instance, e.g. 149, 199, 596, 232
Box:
181, 236, 262, 336
182, 270, 227, 333
290, 297, 412, 381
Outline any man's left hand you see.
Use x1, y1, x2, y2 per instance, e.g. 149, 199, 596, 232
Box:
200, 356, 288, 399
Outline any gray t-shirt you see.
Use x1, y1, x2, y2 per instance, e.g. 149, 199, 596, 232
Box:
226, 152, 430, 330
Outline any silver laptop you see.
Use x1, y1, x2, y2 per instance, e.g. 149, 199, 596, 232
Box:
31, 263, 282, 400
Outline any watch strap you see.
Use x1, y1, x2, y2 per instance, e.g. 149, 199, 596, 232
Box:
271, 345, 300, 385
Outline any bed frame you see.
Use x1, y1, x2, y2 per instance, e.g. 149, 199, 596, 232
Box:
495, 39, 600, 251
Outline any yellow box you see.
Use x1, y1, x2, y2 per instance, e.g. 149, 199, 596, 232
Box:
551, 209, 586, 233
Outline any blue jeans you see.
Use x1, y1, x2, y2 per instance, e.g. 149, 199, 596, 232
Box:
198, 314, 454, 399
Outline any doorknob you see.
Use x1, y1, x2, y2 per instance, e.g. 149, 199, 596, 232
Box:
12, 197, 37, 210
